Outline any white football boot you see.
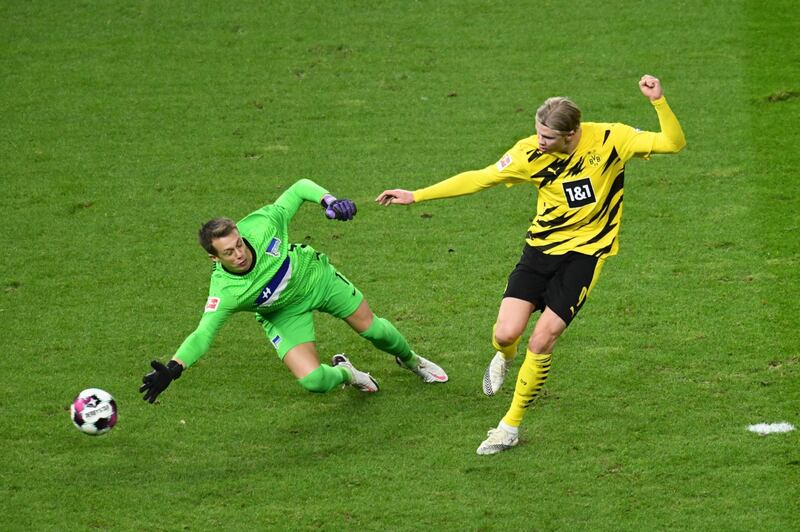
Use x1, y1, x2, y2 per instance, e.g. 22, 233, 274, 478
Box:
482, 352, 511, 396
395, 355, 448, 383
332, 354, 379, 393
476, 426, 519, 455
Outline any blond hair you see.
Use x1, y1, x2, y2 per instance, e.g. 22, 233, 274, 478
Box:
535, 97, 581, 134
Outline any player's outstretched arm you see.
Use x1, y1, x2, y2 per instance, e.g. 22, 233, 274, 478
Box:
139, 359, 184, 403
376, 189, 415, 206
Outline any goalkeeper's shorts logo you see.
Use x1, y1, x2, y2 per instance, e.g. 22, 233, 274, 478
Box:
271, 335, 282, 349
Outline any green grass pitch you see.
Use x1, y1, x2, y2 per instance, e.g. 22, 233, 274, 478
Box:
1, 1, 798, 529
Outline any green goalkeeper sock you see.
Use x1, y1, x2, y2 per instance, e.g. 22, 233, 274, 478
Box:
359, 316, 415, 363
298, 365, 349, 393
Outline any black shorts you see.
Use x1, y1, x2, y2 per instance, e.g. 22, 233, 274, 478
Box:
503, 245, 605, 325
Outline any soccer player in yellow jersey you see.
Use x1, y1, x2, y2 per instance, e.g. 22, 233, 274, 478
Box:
376, 75, 685, 455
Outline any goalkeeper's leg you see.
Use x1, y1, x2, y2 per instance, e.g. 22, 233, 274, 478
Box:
346, 300, 448, 383
284, 342, 350, 393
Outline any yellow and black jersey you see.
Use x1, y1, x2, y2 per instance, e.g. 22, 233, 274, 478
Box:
413, 97, 685, 258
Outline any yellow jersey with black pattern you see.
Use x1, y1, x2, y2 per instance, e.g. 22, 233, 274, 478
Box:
412, 97, 684, 258
499, 121, 645, 257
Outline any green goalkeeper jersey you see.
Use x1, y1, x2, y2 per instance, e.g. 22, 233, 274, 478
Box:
174, 179, 330, 367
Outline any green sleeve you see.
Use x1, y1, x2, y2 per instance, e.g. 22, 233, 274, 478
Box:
173, 308, 232, 367
272, 179, 330, 219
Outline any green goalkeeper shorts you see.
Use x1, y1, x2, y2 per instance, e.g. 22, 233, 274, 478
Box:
256, 261, 363, 359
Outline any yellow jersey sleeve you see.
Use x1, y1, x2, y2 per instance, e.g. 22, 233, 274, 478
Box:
412, 139, 532, 202
620, 97, 686, 159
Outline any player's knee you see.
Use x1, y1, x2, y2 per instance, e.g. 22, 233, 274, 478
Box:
529, 325, 562, 353
493, 321, 524, 346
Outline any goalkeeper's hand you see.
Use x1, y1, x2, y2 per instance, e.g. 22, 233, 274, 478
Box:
321, 194, 357, 221
139, 359, 183, 403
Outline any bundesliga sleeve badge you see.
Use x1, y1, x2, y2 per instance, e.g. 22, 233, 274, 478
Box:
496, 153, 513, 171
205, 297, 220, 312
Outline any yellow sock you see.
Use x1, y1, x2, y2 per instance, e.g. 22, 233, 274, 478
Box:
501, 350, 552, 428
492, 324, 520, 361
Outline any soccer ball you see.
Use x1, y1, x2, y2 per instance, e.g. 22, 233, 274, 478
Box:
70, 388, 118, 436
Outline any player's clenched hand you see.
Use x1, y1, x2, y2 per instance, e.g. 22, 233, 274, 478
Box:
321, 194, 357, 221
639, 74, 663, 101
375, 189, 414, 206
139, 359, 183, 403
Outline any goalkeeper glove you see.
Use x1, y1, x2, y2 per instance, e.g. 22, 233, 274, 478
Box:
139, 359, 183, 403
321, 194, 357, 221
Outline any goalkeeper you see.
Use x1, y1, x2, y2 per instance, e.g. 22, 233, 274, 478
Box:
139, 179, 447, 403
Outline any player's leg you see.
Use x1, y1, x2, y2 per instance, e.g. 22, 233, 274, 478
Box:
259, 311, 377, 393
283, 342, 347, 393
484, 245, 547, 396
345, 299, 448, 383
484, 297, 536, 396
478, 308, 563, 455
320, 263, 448, 383
499, 307, 563, 425
478, 252, 604, 455
344, 299, 412, 360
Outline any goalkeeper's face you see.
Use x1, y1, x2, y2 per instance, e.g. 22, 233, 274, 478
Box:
210, 229, 253, 273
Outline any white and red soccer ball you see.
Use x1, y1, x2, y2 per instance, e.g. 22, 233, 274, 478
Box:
70, 388, 118, 435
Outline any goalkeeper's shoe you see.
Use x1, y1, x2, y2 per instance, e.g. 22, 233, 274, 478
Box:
476, 427, 519, 455
482, 352, 511, 396
395, 355, 448, 383
332, 354, 379, 393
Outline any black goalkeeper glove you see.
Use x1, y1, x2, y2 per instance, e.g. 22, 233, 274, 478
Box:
321, 194, 357, 221
139, 359, 183, 403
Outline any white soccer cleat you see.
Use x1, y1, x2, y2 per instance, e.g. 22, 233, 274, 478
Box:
332, 354, 379, 393
395, 355, 448, 383
482, 352, 510, 396
476, 427, 519, 455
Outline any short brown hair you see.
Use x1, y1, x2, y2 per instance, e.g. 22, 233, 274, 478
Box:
535, 97, 581, 134
198, 217, 237, 255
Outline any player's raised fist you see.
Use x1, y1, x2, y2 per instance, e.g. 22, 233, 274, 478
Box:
639, 75, 663, 101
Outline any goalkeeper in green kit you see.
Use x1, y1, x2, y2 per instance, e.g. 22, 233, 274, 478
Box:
139, 179, 447, 403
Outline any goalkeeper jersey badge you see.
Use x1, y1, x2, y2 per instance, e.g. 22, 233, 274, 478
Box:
265, 237, 281, 257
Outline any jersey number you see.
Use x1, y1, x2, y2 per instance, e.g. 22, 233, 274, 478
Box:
562, 178, 596, 208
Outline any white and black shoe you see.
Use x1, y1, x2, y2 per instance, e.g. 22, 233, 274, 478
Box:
476, 426, 519, 455
482, 352, 511, 396
332, 354, 379, 393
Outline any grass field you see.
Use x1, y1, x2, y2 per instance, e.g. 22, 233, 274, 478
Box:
1, 1, 798, 530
